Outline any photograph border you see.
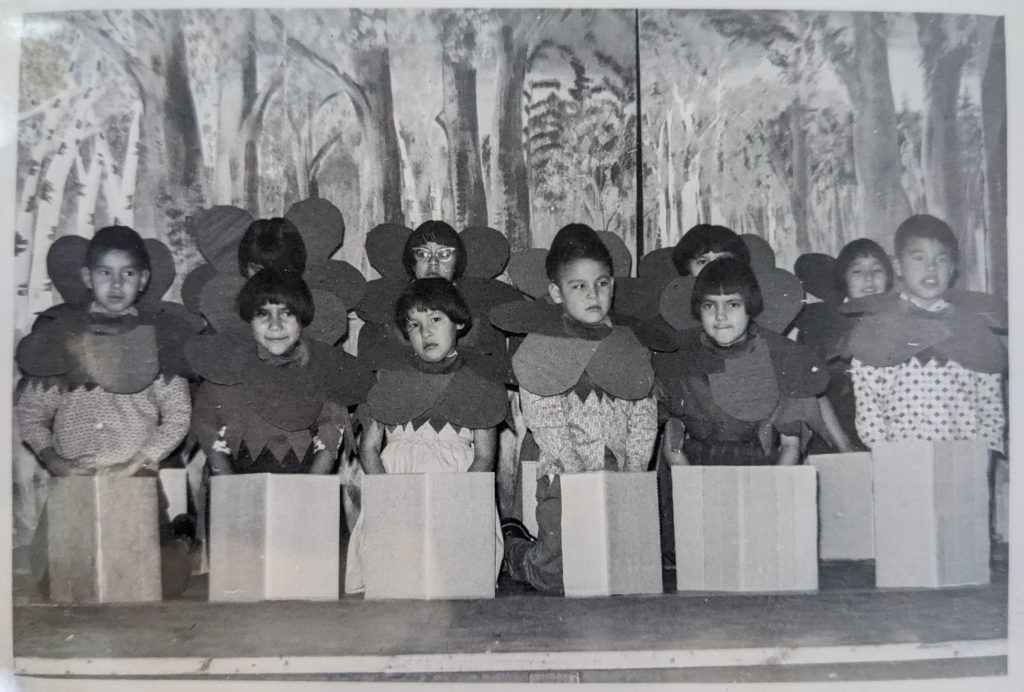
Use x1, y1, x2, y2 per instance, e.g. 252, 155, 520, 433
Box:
0, 0, 1021, 689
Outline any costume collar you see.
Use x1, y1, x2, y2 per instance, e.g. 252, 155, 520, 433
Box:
410, 350, 463, 375
561, 313, 613, 341
699, 322, 755, 353
256, 340, 309, 368
89, 301, 139, 318
900, 292, 950, 313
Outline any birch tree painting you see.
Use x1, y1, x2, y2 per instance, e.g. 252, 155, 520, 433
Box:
14, 8, 638, 339
640, 10, 1006, 293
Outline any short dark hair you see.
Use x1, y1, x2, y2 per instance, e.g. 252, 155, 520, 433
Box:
394, 277, 473, 338
894, 214, 959, 263
690, 257, 763, 320
236, 269, 315, 326
671, 224, 750, 276
834, 238, 894, 295
238, 217, 307, 276
545, 223, 613, 283
86, 225, 151, 273
402, 220, 468, 279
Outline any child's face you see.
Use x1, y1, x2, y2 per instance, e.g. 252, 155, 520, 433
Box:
405, 308, 462, 363
699, 292, 750, 347
549, 258, 614, 325
412, 242, 458, 280
251, 303, 302, 356
844, 255, 888, 299
895, 237, 955, 308
687, 251, 734, 277
80, 249, 150, 314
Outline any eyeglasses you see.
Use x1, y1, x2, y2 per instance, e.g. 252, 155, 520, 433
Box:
412, 247, 456, 263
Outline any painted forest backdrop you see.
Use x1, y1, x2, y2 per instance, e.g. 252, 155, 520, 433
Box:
13, 8, 1007, 340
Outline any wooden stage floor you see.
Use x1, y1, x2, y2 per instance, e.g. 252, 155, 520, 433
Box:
11, 559, 1009, 683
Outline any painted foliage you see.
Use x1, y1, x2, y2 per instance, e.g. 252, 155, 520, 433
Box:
640, 10, 1006, 293
13, 8, 638, 336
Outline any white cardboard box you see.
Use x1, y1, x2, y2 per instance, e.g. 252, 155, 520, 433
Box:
807, 453, 874, 560
209, 473, 340, 601
673, 466, 818, 592
559, 471, 662, 597
362, 472, 496, 600
872, 440, 990, 588
47, 476, 162, 603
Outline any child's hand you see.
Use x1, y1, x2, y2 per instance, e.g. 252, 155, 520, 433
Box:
661, 418, 689, 467
97, 452, 154, 477
40, 448, 96, 476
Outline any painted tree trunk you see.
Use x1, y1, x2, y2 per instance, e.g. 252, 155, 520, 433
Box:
840, 14, 912, 246
491, 22, 531, 251
441, 54, 488, 228
75, 140, 104, 236
917, 15, 968, 245
353, 44, 404, 229
979, 17, 1007, 294
788, 98, 810, 251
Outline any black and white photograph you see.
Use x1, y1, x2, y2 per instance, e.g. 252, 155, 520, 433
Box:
1, 1, 1019, 690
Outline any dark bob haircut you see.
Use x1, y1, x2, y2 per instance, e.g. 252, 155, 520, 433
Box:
236, 269, 315, 327
893, 214, 959, 263
544, 223, 613, 283
86, 225, 151, 273
402, 220, 468, 279
393, 277, 473, 339
690, 257, 764, 320
671, 224, 750, 276
238, 217, 307, 276
834, 238, 894, 296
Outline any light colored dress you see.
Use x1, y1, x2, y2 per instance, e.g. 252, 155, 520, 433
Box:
344, 420, 504, 594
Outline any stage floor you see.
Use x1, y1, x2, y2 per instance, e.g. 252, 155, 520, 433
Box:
11, 558, 1009, 683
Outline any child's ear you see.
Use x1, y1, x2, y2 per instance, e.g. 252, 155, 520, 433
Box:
140, 268, 151, 292
893, 257, 903, 278
80, 267, 93, 290
547, 282, 564, 304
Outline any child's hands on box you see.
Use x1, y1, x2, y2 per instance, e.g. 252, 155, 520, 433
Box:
40, 448, 99, 476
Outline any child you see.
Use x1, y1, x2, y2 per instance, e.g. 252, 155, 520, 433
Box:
655, 257, 828, 466
16, 226, 197, 595
671, 223, 750, 277
345, 278, 507, 594
845, 215, 1006, 455
796, 239, 894, 452
491, 224, 661, 595
188, 269, 364, 475
17, 226, 193, 476
237, 216, 307, 277
403, 219, 468, 282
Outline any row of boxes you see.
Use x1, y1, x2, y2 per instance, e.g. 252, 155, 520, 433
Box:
43, 440, 991, 602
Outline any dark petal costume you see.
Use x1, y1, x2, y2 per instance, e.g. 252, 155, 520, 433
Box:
654, 324, 828, 465
354, 223, 519, 381
187, 334, 370, 474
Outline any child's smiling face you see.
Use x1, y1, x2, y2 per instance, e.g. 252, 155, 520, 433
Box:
896, 236, 955, 308
405, 307, 462, 363
251, 303, 302, 356
699, 292, 750, 347
81, 249, 149, 314
549, 258, 614, 326
844, 255, 889, 299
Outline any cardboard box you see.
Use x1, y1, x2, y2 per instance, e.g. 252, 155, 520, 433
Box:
47, 476, 162, 603
872, 440, 990, 588
209, 474, 340, 601
521, 460, 539, 536
673, 466, 818, 592
158, 467, 188, 523
807, 453, 874, 560
362, 472, 496, 600
560, 471, 662, 597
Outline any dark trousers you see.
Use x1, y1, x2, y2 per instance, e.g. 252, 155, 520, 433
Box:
504, 474, 564, 594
